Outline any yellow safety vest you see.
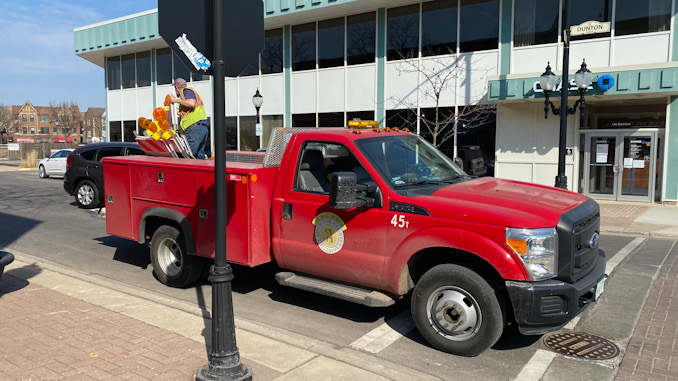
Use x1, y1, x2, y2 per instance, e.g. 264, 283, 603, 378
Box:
178, 87, 207, 131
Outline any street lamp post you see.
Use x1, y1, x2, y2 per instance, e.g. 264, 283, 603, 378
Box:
539, 0, 593, 189
252, 89, 263, 148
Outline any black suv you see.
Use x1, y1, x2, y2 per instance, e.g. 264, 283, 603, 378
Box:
64, 142, 146, 208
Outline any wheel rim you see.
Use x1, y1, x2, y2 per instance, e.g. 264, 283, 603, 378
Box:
426, 286, 481, 341
157, 237, 182, 277
77, 184, 94, 206
39, 166, 45, 177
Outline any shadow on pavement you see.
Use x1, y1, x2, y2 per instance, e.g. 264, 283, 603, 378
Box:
0, 263, 43, 297
0, 212, 42, 248
93, 236, 151, 269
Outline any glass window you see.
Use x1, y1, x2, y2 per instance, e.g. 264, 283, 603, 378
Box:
52, 127, 57, 133
318, 17, 345, 69
387, 4, 420, 60
347, 111, 375, 124
225, 116, 237, 150
107, 56, 121, 90
156, 48, 173, 85
422, 0, 458, 56
419, 106, 455, 147
191, 72, 210, 82
173, 53, 191, 82
386, 109, 418, 130
30, 115, 35, 122
615, 0, 671, 36
40, 115, 49, 122
22, 114, 26, 122
30, 127, 35, 134
261, 115, 283, 147
126, 147, 145, 156
293, 23, 316, 71
80, 149, 97, 161
123, 121, 136, 142
318, 112, 344, 127
239, 116, 258, 151
23, 127, 27, 134
136, 51, 151, 87
109, 121, 122, 142
293, 113, 316, 127
514, 0, 559, 47
121, 54, 136, 89
347, 12, 376, 65
460, 0, 499, 52
570, 0, 611, 41
40, 127, 48, 134
262, 29, 284, 74
96, 146, 123, 161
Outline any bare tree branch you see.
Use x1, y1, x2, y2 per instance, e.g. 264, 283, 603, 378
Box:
49, 101, 82, 139
0, 103, 15, 133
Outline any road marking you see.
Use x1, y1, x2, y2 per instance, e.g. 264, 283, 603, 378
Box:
350, 310, 415, 353
514, 349, 557, 381
606, 237, 645, 274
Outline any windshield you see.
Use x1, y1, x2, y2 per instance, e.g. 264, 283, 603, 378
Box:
354, 134, 468, 188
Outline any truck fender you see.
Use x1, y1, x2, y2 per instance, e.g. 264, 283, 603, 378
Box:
138, 207, 197, 256
384, 227, 529, 296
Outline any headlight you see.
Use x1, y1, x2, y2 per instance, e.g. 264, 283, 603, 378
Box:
506, 227, 558, 281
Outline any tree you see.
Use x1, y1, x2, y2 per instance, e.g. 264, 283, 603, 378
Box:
0, 103, 15, 134
386, 49, 496, 153
49, 101, 82, 139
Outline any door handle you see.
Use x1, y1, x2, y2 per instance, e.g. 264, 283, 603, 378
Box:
283, 203, 293, 220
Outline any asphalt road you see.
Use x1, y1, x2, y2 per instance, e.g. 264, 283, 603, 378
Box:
0, 169, 674, 380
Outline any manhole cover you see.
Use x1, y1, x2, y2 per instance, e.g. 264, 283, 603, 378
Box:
543, 332, 620, 360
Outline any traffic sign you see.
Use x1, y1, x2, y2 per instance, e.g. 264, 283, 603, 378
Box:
158, 0, 264, 77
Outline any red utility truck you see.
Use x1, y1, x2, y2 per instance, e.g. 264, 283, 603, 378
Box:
103, 125, 606, 356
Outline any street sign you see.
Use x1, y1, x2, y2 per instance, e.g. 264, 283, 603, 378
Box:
158, 0, 264, 77
571, 21, 611, 36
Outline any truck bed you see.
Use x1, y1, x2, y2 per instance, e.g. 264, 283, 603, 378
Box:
103, 155, 279, 266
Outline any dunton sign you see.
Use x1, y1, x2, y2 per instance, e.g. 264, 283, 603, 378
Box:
571, 21, 611, 37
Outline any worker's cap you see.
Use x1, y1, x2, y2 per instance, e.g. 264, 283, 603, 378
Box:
173, 78, 187, 89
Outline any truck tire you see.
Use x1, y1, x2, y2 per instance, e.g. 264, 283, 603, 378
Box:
150, 225, 203, 288
411, 264, 505, 357
75, 180, 100, 209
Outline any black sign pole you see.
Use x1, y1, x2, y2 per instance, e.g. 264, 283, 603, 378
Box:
196, 0, 251, 379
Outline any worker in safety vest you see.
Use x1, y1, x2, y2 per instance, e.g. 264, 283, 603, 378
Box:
169, 78, 209, 159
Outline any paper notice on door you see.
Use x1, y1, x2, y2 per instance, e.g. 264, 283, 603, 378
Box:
596, 144, 609, 155
596, 154, 608, 163
632, 160, 645, 168
624, 158, 633, 168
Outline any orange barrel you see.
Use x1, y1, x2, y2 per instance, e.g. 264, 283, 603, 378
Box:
153, 107, 167, 121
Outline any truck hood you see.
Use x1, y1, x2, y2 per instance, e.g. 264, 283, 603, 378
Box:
411, 177, 589, 228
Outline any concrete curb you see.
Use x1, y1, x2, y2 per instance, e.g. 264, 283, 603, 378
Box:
4, 248, 441, 381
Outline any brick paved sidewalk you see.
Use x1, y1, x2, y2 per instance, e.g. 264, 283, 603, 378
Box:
0, 275, 207, 381
616, 245, 678, 381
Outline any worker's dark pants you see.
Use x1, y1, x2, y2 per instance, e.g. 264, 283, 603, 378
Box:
184, 122, 209, 159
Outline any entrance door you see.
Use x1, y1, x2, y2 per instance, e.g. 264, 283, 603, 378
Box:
583, 131, 658, 202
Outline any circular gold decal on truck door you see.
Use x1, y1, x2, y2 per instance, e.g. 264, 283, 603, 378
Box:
312, 212, 347, 254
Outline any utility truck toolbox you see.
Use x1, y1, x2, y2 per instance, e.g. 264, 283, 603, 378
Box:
104, 124, 606, 357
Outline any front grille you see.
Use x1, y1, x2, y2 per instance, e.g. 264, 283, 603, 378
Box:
557, 199, 601, 283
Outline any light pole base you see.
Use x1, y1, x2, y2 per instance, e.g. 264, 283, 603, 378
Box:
555, 175, 568, 190
196, 362, 252, 381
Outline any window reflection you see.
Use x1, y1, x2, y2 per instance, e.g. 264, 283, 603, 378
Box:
319, 112, 344, 127
388, 4, 420, 60
156, 48, 173, 85
386, 109, 417, 130
347, 12, 375, 65
262, 29, 284, 74
239, 116, 258, 151
293, 113, 316, 127
107, 57, 121, 90
121, 54, 136, 89
109, 121, 122, 142
173, 53, 191, 82
460, 0, 499, 52
293, 23, 316, 71
346, 111, 375, 124
123, 120, 136, 142
239, 59, 259, 77
318, 17, 345, 68
615, 0, 671, 36
514, 0, 559, 47
137, 51, 151, 87
422, 0, 457, 56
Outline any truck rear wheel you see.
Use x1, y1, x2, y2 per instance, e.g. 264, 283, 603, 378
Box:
150, 225, 203, 288
411, 264, 505, 356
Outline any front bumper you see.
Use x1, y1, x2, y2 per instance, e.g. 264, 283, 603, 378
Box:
505, 249, 606, 335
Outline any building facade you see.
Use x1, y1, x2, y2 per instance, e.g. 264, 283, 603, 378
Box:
74, 0, 678, 203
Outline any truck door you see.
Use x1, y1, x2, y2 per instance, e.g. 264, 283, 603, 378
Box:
276, 141, 388, 289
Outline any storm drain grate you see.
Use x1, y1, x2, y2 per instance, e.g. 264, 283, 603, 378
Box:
543, 332, 620, 360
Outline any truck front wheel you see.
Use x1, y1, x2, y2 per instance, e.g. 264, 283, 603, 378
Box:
150, 226, 203, 288
411, 264, 505, 356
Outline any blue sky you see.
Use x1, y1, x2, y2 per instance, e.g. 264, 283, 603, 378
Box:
0, 0, 157, 110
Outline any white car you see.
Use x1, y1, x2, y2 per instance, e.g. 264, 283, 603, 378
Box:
38, 149, 74, 178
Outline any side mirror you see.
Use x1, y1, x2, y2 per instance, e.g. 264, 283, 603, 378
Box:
329, 172, 359, 209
